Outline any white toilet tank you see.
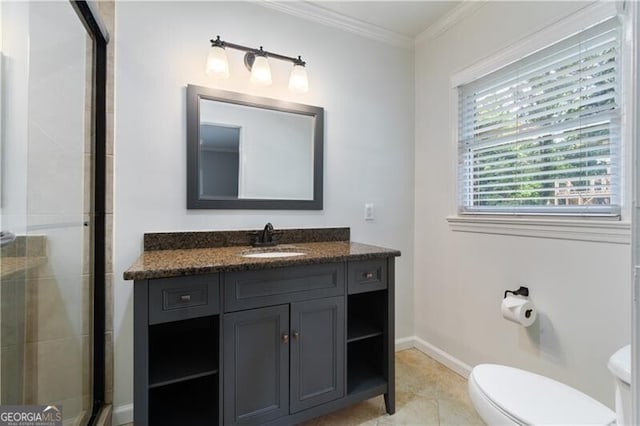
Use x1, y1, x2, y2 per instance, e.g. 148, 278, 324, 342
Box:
608, 345, 631, 425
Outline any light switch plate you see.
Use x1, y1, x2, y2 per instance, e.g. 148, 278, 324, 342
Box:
364, 203, 375, 221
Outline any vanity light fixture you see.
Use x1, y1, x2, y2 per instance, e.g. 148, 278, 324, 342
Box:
248, 47, 272, 86
288, 57, 309, 93
206, 35, 309, 93
205, 40, 230, 79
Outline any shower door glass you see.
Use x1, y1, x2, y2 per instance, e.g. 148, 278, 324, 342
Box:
0, 1, 94, 424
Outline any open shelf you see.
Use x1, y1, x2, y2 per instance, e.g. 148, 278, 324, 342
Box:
347, 291, 385, 343
347, 335, 386, 395
148, 370, 218, 389
347, 360, 386, 395
149, 374, 218, 426
148, 316, 218, 388
348, 316, 383, 342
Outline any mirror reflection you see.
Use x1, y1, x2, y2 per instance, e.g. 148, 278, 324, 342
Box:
199, 100, 314, 201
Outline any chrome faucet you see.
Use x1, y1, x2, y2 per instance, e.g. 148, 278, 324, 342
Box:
253, 222, 277, 247
262, 222, 274, 243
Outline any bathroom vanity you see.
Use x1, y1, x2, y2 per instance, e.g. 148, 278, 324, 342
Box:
124, 228, 400, 425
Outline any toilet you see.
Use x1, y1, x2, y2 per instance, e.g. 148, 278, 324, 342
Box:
468, 345, 631, 425
608, 345, 631, 425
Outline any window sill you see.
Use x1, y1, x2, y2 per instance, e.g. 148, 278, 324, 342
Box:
446, 215, 631, 244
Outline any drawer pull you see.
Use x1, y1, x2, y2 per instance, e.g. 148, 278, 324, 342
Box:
364, 272, 374, 279
282, 333, 289, 344
179, 294, 192, 302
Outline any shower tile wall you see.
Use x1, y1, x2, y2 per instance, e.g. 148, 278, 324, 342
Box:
2, 235, 91, 421
0, 236, 46, 405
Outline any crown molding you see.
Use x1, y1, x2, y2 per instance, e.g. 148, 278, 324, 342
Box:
415, 1, 486, 46
256, 0, 414, 49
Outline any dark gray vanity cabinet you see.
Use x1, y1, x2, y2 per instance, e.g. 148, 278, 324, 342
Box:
133, 257, 395, 426
223, 305, 290, 425
223, 263, 345, 425
290, 297, 345, 412
223, 297, 344, 425
134, 274, 222, 426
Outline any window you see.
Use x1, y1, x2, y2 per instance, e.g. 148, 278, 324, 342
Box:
457, 17, 621, 216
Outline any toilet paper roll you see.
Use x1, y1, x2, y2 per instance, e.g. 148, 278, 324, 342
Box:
501, 296, 537, 327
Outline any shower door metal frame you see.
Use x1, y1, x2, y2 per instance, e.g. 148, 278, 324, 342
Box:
627, 1, 639, 425
69, 1, 108, 424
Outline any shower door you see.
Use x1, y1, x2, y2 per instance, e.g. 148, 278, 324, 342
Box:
0, 1, 104, 425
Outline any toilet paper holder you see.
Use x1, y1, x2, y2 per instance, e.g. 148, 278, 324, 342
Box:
503, 286, 529, 299
503, 286, 534, 319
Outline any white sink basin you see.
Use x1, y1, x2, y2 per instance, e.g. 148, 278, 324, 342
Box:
242, 251, 306, 258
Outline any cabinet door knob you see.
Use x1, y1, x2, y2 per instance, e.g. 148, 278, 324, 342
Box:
180, 294, 191, 302
364, 272, 374, 279
292, 331, 299, 340
282, 333, 289, 343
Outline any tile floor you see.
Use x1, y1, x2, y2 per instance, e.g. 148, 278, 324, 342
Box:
121, 348, 484, 425
301, 349, 484, 425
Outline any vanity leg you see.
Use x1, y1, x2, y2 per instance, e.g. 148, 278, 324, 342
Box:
384, 391, 395, 414
134, 281, 149, 426
384, 258, 395, 415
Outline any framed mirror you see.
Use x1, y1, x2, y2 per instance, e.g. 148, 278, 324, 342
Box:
187, 85, 324, 209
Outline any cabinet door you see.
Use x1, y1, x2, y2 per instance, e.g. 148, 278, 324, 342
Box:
290, 296, 345, 413
223, 305, 289, 425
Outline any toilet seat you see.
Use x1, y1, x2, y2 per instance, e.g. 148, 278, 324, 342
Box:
469, 364, 615, 425
469, 372, 521, 425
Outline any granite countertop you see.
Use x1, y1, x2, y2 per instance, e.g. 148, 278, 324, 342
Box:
123, 240, 400, 281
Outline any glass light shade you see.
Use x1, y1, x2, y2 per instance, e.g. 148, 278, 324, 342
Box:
206, 46, 230, 78
288, 64, 309, 93
249, 55, 272, 86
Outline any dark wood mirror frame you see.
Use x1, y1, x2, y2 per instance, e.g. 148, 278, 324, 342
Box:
186, 84, 324, 210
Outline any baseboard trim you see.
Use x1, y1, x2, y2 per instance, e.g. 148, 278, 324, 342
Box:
112, 403, 133, 426
394, 336, 415, 352
396, 336, 472, 379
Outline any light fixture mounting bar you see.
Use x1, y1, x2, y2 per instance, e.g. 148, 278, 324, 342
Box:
210, 36, 305, 65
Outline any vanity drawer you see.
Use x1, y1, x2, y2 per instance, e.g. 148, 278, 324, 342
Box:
348, 259, 387, 294
148, 274, 219, 324
224, 263, 345, 312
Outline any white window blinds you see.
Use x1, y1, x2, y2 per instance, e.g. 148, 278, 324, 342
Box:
458, 17, 621, 216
